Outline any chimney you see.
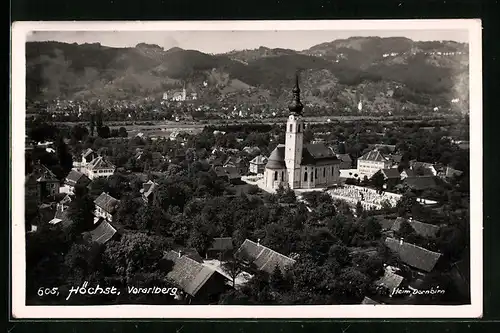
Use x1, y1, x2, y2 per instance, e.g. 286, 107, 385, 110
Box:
257, 239, 260, 246
178, 250, 182, 258
399, 238, 404, 245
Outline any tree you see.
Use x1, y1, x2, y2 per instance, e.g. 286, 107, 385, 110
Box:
89, 113, 96, 137
67, 192, 95, 239
221, 256, 244, 288
55, 135, 73, 176
70, 125, 89, 143
115, 195, 142, 229
370, 171, 386, 191
276, 185, 296, 204
118, 127, 128, 137
396, 191, 420, 217
97, 125, 111, 139
355, 201, 364, 217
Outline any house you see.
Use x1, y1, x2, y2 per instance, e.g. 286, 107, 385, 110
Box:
379, 168, 401, 188
169, 247, 204, 263
163, 250, 230, 304
206, 237, 234, 261
385, 237, 442, 273
374, 265, 404, 297
63, 170, 91, 194
214, 166, 242, 184
94, 192, 120, 223
357, 149, 393, 178
410, 161, 438, 176
249, 155, 268, 174
84, 220, 118, 244
25, 163, 60, 203
140, 180, 158, 204
73, 148, 99, 170
84, 156, 115, 180
263, 76, 340, 191
391, 217, 440, 238
335, 153, 352, 169
439, 166, 463, 180
402, 176, 438, 191
223, 156, 247, 174
48, 203, 73, 228
387, 154, 403, 166
235, 239, 296, 275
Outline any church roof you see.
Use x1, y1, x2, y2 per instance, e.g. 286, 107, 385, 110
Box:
265, 144, 286, 169
301, 143, 340, 166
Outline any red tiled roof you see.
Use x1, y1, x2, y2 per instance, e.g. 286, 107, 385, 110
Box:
87, 221, 117, 244
391, 217, 440, 238
358, 149, 389, 162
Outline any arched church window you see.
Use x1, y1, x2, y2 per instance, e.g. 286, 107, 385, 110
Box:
297, 124, 301, 133
323, 168, 326, 177
332, 167, 334, 176
315, 169, 318, 179
281, 171, 284, 180
304, 172, 308, 182
289, 124, 293, 132
274, 171, 278, 181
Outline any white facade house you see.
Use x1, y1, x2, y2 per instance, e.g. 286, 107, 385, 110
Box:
94, 192, 120, 223
357, 149, 393, 178
263, 75, 340, 191
84, 156, 115, 180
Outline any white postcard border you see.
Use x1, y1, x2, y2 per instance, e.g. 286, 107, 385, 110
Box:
11, 19, 483, 318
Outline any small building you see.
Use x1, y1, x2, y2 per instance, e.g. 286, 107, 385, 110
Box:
410, 161, 438, 176
84, 220, 118, 244
94, 192, 120, 223
48, 203, 73, 228
163, 250, 230, 304
374, 266, 404, 297
206, 237, 234, 261
439, 166, 463, 180
214, 166, 241, 184
64, 170, 91, 194
384, 237, 442, 273
84, 156, 115, 180
249, 155, 268, 174
336, 153, 353, 169
357, 149, 393, 178
25, 163, 60, 203
391, 217, 440, 238
140, 180, 158, 204
223, 156, 247, 175
235, 239, 296, 275
378, 168, 402, 188
402, 176, 438, 191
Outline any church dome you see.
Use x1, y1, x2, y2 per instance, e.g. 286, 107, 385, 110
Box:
265, 144, 286, 169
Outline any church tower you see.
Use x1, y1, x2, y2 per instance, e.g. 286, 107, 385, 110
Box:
284, 73, 304, 189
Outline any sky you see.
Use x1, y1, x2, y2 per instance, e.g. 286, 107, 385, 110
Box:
26, 29, 469, 54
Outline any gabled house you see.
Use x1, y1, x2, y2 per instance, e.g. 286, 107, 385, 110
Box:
64, 170, 91, 194
410, 160, 438, 176
94, 192, 120, 223
84, 156, 115, 180
163, 250, 230, 304
223, 156, 247, 174
385, 237, 442, 273
235, 239, 296, 275
357, 149, 393, 178
374, 265, 405, 297
249, 155, 268, 174
25, 163, 60, 203
84, 220, 118, 244
391, 217, 440, 238
140, 180, 158, 204
402, 176, 438, 191
378, 168, 402, 188
335, 153, 352, 169
214, 166, 241, 184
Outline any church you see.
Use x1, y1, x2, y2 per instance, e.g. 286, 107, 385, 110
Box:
263, 74, 341, 191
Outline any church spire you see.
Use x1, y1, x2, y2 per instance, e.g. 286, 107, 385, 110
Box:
288, 72, 303, 115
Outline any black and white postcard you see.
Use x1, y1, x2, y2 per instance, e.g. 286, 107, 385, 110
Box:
11, 19, 483, 318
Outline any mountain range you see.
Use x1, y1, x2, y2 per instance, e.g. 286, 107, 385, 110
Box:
25, 36, 469, 114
